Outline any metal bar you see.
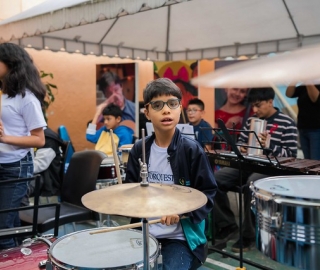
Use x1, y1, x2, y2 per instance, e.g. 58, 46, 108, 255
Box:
142, 218, 150, 270
208, 246, 274, 270
282, 0, 300, 37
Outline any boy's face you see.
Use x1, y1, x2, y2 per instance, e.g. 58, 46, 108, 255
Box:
251, 99, 273, 118
103, 115, 121, 130
187, 104, 203, 125
144, 95, 181, 133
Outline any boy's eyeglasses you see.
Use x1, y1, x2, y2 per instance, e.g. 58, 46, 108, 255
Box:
145, 99, 181, 111
187, 109, 202, 114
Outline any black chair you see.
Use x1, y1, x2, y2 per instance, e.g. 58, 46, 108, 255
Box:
0, 175, 60, 239
20, 150, 107, 236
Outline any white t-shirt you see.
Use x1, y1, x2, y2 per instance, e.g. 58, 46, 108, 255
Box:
148, 141, 186, 240
0, 90, 47, 163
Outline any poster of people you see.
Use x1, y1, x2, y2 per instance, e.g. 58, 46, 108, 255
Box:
96, 63, 136, 130
214, 60, 252, 130
154, 60, 199, 123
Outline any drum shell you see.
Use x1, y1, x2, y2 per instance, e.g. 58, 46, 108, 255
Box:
48, 228, 159, 269
0, 237, 54, 270
98, 163, 117, 179
251, 176, 320, 270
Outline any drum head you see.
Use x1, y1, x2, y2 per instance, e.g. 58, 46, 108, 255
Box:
49, 229, 158, 269
254, 176, 320, 200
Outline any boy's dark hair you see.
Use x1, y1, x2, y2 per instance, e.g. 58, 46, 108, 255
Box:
190, 61, 198, 71
248, 87, 275, 103
188, 98, 205, 110
143, 78, 182, 105
102, 103, 122, 118
98, 71, 122, 92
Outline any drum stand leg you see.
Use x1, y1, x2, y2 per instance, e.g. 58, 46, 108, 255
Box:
142, 218, 150, 270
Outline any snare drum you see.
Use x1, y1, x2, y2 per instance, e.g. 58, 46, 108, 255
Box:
251, 176, 320, 270
98, 157, 117, 180
48, 229, 160, 269
0, 236, 54, 270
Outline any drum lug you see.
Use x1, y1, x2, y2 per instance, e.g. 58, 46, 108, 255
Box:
250, 199, 256, 214
38, 259, 48, 269
157, 242, 163, 267
271, 212, 282, 229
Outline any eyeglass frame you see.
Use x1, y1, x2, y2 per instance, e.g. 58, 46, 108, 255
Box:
145, 98, 181, 111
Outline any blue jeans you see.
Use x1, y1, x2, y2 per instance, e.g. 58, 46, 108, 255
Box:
158, 239, 201, 270
299, 129, 320, 160
0, 152, 33, 249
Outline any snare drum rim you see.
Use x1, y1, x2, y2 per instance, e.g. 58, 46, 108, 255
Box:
252, 175, 320, 202
120, 148, 132, 153
48, 228, 159, 269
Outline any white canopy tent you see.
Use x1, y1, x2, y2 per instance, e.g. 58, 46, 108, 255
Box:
1, 0, 320, 61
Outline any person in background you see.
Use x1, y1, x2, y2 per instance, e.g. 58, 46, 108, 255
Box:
97, 71, 135, 122
187, 98, 213, 148
174, 61, 199, 124
213, 87, 297, 252
286, 84, 320, 160
126, 78, 217, 269
22, 127, 65, 206
0, 43, 47, 249
215, 87, 250, 130
86, 103, 134, 156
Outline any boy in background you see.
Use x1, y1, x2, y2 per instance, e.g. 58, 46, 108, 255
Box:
126, 78, 217, 269
187, 98, 213, 148
214, 87, 297, 251
86, 103, 134, 156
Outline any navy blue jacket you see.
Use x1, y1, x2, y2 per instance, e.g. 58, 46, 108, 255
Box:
126, 128, 217, 263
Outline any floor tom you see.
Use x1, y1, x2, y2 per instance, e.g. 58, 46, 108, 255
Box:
0, 236, 54, 270
251, 176, 320, 270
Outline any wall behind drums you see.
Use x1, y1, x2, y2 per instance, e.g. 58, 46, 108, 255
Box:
26, 48, 153, 151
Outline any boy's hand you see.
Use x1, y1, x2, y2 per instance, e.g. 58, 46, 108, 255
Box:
258, 132, 268, 148
107, 92, 124, 109
160, 215, 180, 225
96, 101, 108, 115
240, 144, 248, 153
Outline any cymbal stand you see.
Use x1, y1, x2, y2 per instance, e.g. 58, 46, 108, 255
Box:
139, 128, 150, 269
140, 128, 149, 187
142, 218, 150, 270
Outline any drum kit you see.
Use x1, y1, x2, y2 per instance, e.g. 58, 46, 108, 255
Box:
2, 44, 320, 270
0, 130, 207, 270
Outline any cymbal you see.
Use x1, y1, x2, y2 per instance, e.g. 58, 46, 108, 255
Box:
191, 44, 320, 88
82, 183, 207, 218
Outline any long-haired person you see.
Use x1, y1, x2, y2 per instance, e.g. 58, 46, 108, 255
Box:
0, 43, 46, 249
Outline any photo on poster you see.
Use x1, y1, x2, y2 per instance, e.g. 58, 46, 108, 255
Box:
96, 63, 136, 131
214, 60, 252, 130
154, 60, 199, 123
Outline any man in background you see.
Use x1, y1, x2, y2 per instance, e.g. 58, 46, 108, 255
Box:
97, 71, 135, 122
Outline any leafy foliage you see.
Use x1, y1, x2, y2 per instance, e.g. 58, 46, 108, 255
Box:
40, 71, 57, 122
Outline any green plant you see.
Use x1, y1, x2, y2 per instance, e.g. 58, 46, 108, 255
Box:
40, 71, 57, 122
